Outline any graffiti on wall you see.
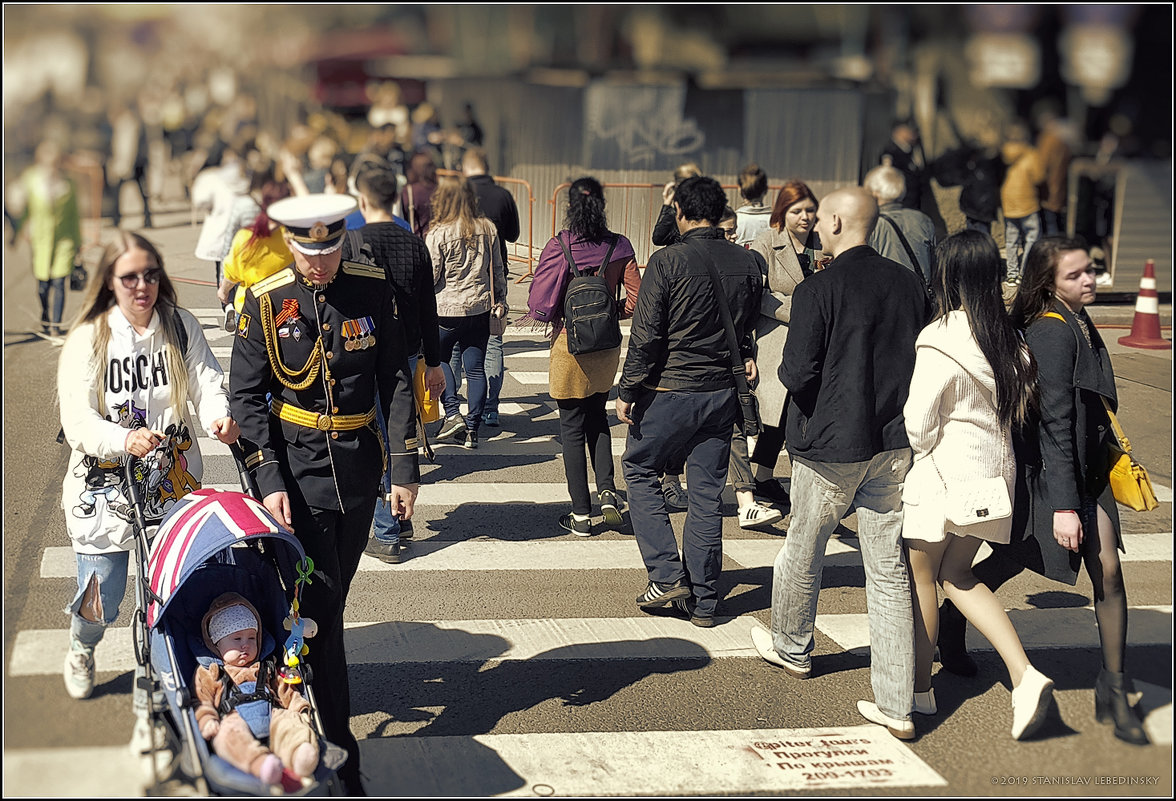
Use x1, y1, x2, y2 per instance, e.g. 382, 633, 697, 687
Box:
584, 83, 706, 170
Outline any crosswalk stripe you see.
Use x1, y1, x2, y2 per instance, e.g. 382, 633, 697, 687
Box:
817, 605, 1173, 654
40, 529, 1171, 581
360, 728, 947, 794
10, 607, 1172, 678
2, 747, 144, 798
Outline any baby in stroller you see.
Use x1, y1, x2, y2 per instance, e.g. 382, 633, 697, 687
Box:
194, 592, 319, 788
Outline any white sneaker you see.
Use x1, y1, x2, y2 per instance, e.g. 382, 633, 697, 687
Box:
1011, 665, 1054, 740
63, 642, 94, 699
750, 625, 810, 678
738, 503, 783, 529
223, 305, 237, 333
857, 700, 915, 740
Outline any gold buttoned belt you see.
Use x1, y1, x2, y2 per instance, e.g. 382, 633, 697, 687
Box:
272, 400, 376, 431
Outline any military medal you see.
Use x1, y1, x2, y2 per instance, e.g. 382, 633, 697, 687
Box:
358, 316, 376, 350
342, 319, 357, 351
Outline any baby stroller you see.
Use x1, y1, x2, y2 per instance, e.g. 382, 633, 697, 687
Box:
125, 444, 346, 796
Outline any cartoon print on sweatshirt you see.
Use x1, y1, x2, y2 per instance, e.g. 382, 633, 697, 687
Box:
159, 422, 200, 501
72, 456, 127, 518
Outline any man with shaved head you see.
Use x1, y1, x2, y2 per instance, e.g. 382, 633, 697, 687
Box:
749, 186, 931, 740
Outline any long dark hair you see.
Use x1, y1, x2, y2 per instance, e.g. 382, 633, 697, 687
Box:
933, 230, 1037, 428
1009, 235, 1089, 330
565, 177, 609, 243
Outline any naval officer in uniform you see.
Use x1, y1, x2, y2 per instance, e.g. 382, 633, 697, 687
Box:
230, 193, 419, 794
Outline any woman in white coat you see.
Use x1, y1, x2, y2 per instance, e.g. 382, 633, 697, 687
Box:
902, 230, 1054, 740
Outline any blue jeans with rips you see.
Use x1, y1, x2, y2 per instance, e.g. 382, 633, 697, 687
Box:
770, 448, 915, 721
66, 549, 148, 712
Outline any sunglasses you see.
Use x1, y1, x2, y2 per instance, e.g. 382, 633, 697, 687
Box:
115, 268, 163, 288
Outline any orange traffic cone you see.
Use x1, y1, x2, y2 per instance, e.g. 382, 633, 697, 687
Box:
1118, 260, 1171, 350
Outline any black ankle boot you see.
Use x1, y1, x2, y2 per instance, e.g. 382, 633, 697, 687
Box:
1095, 669, 1149, 745
936, 599, 977, 677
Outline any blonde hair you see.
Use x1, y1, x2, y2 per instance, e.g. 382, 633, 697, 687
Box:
67, 232, 190, 421
430, 175, 483, 239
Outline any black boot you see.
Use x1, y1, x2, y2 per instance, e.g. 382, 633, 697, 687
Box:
1095, 669, 1149, 745
936, 599, 977, 677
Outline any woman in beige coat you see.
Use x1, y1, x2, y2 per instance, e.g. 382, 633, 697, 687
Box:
747, 180, 822, 506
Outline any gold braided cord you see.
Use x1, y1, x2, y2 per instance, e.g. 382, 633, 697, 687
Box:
259, 294, 325, 391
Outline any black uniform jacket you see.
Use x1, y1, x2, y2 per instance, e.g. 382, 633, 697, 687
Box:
1005, 301, 1121, 584
230, 261, 420, 511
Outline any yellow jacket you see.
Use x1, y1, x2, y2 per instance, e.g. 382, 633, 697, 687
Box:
223, 227, 293, 313
1000, 142, 1044, 219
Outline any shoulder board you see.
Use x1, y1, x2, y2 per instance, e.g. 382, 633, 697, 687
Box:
342, 262, 386, 280
251, 268, 295, 296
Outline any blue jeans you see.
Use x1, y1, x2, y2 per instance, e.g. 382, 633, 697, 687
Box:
770, 449, 914, 721
438, 313, 489, 430
66, 549, 148, 712
38, 276, 65, 328
372, 356, 417, 543
450, 333, 504, 415
1004, 213, 1041, 280
622, 388, 737, 617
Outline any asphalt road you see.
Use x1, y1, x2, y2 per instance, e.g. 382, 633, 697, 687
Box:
3, 203, 1172, 797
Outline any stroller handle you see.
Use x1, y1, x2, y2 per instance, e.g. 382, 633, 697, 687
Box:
228, 439, 261, 500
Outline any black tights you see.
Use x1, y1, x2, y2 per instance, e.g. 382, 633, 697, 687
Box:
971, 503, 1128, 673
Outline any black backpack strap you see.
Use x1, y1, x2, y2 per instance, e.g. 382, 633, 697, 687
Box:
599, 234, 621, 304
556, 233, 581, 276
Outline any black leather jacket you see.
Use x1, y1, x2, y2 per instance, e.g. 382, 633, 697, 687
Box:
619, 227, 764, 402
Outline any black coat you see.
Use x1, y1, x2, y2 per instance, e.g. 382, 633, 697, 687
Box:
781, 245, 931, 463
618, 227, 764, 402
468, 174, 520, 267
1004, 301, 1121, 584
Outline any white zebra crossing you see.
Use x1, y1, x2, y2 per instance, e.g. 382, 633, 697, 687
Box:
7, 307, 1171, 796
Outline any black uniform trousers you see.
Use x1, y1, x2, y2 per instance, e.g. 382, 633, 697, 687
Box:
288, 484, 377, 791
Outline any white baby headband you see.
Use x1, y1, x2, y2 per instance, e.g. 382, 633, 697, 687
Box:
208, 604, 259, 645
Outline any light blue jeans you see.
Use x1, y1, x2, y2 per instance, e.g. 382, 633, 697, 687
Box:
1004, 212, 1041, 281
770, 448, 914, 721
66, 549, 148, 712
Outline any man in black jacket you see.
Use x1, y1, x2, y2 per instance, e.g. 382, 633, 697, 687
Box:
355, 161, 444, 563
749, 187, 930, 740
461, 148, 520, 426
617, 176, 765, 628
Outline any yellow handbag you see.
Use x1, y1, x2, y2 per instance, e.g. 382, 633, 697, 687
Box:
1101, 397, 1159, 512
414, 359, 441, 424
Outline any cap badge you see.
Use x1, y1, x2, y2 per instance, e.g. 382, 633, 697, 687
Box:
309, 221, 329, 241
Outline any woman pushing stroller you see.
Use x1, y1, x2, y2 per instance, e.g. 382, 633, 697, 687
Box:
56, 231, 239, 755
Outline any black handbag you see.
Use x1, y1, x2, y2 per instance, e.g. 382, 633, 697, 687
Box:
686, 240, 760, 437
69, 260, 88, 291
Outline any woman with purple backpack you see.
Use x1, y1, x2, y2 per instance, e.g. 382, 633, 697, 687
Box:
523, 178, 641, 536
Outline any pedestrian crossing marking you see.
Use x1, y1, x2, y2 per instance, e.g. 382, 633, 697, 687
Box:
358, 728, 946, 795
39, 532, 1173, 580
11, 609, 1173, 679
816, 605, 1173, 655
3, 746, 145, 798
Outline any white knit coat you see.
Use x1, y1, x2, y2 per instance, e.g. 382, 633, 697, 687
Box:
901, 310, 1016, 544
